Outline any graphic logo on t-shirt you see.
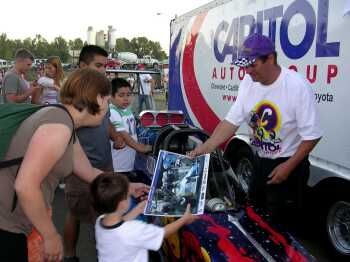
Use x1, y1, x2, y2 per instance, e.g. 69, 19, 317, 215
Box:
249, 100, 282, 155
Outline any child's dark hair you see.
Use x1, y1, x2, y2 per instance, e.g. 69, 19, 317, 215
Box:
90, 173, 129, 214
111, 78, 131, 96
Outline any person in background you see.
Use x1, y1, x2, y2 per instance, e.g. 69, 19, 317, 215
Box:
2, 48, 40, 103
189, 33, 323, 222
35, 56, 64, 104
91, 173, 197, 262
137, 63, 154, 113
109, 78, 152, 176
126, 73, 135, 90
63, 45, 125, 262
0, 69, 4, 85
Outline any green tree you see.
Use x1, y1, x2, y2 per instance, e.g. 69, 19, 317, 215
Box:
69, 38, 84, 50
115, 36, 167, 60
22, 37, 34, 53
149, 41, 167, 60
130, 37, 152, 58
0, 34, 13, 60
32, 34, 49, 58
115, 38, 133, 52
49, 36, 70, 62
0, 35, 167, 63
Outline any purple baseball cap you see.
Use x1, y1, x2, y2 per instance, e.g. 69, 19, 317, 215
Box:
234, 33, 275, 67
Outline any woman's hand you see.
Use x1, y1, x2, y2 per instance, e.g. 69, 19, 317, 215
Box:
43, 232, 63, 262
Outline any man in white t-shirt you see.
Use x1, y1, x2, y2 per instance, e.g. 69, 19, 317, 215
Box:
137, 64, 154, 113
190, 33, 323, 220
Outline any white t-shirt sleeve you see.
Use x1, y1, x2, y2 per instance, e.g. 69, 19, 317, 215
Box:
295, 80, 323, 140
140, 74, 152, 82
110, 108, 126, 132
225, 76, 250, 126
122, 220, 165, 251
38, 76, 55, 88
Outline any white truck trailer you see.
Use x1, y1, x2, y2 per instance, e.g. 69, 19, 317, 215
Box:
168, 0, 350, 258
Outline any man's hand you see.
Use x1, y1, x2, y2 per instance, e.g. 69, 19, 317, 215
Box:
187, 145, 205, 159
29, 81, 40, 93
130, 182, 150, 199
267, 162, 293, 184
181, 204, 199, 225
43, 232, 63, 262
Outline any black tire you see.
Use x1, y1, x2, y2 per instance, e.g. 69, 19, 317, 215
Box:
226, 146, 257, 203
323, 199, 350, 259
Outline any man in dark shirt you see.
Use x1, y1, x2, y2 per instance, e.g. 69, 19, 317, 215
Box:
63, 45, 124, 262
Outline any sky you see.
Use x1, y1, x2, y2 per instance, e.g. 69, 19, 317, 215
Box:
0, 0, 211, 54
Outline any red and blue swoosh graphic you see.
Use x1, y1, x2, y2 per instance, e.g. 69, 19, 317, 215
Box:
169, 13, 220, 134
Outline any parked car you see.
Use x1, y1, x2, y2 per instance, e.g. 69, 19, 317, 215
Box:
137, 55, 159, 69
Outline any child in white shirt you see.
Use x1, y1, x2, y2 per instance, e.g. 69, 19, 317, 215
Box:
109, 78, 152, 173
91, 173, 197, 262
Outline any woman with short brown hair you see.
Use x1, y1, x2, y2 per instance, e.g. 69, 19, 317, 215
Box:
60, 68, 110, 115
0, 68, 147, 262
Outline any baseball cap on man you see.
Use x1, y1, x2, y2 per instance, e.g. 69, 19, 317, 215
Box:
234, 33, 275, 67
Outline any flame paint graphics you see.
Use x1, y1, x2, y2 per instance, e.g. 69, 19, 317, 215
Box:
182, 13, 220, 134
181, 231, 206, 261
246, 207, 309, 262
201, 215, 255, 262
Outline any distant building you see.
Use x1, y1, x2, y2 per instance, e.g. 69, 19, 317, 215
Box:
87, 26, 96, 45
87, 26, 117, 49
96, 30, 105, 48
107, 25, 117, 51
69, 50, 81, 65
